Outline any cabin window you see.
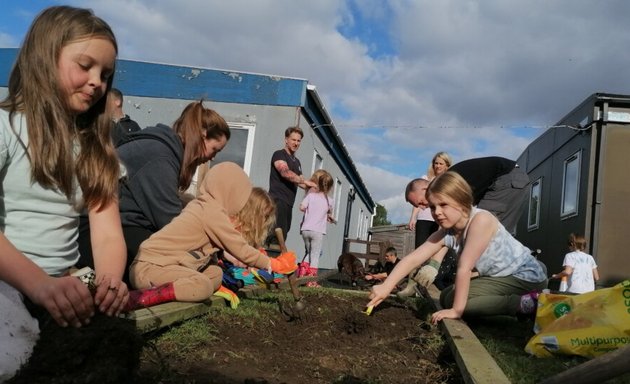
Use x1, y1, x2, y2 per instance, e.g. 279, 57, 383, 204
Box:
528, 178, 542, 230
357, 208, 364, 238
364, 214, 371, 239
312, 150, 323, 174
561, 151, 581, 218
333, 178, 342, 222
362, 214, 368, 239
211, 123, 255, 174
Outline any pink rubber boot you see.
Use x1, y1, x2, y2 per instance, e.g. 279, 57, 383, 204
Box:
297, 262, 310, 278
124, 283, 176, 312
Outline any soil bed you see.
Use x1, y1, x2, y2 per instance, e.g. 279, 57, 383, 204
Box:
138, 288, 463, 383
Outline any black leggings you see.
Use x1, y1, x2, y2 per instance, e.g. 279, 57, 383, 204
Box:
266, 199, 293, 246
414, 219, 456, 290
414, 219, 438, 248
77, 217, 154, 285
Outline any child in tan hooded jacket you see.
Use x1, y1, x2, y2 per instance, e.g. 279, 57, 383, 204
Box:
126, 162, 297, 310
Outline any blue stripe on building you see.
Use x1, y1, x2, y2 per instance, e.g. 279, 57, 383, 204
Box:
0, 48, 307, 107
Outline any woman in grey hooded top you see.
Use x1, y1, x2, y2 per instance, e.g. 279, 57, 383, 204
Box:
78, 101, 230, 283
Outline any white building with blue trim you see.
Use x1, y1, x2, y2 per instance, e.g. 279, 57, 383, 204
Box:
0, 48, 375, 270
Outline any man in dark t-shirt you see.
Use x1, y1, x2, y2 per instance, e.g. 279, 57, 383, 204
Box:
268, 126, 316, 243
407, 156, 530, 234
448, 156, 530, 234
364, 247, 400, 282
108, 88, 141, 146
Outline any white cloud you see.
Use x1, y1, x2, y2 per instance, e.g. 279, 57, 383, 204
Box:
0, 32, 16, 47
355, 162, 412, 224
6, 0, 630, 225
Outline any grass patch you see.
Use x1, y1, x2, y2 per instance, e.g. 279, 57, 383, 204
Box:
469, 316, 630, 383
146, 317, 220, 362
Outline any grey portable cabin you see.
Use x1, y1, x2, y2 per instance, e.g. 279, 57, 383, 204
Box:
0, 48, 376, 270
516, 92, 630, 286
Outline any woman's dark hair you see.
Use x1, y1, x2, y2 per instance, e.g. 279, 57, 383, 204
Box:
172, 100, 230, 190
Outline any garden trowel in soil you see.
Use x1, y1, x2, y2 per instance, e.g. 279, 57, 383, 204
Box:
274, 228, 306, 318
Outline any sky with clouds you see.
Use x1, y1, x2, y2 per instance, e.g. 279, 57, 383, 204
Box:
2, 0, 630, 224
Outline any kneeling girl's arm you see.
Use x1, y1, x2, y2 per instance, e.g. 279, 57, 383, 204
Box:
368, 229, 446, 308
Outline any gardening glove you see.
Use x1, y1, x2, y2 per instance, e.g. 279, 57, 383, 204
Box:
213, 285, 240, 309
414, 259, 441, 288
269, 251, 298, 275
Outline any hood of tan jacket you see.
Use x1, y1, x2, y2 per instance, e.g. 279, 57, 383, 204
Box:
134, 162, 270, 275
198, 162, 251, 215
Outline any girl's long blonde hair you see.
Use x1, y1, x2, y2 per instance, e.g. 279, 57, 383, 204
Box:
0, 6, 119, 210
426, 171, 473, 216
427, 151, 453, 179
311, 169, 334, 195
234, 187, 276, 247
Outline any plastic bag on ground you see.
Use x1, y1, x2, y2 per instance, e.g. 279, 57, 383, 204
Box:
525, 280, 630, 358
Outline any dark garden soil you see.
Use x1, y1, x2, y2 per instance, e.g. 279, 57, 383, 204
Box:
7, 275, 463, 384
8, 308, 144, 384
138, 287, 464, 384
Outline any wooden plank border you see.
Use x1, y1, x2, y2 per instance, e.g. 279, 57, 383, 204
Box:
427, 286, 511, 384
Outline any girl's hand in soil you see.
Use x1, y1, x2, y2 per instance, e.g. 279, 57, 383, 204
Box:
94, 274, 129, 317
30, 275, 95, 328
367, 282, 392, 308
431, 308, 461, 324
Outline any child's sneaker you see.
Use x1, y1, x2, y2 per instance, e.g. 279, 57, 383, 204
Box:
306, 281, 321, 288
518, 291, 540, 315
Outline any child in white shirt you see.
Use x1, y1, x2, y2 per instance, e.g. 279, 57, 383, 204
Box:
552, 233, 599, 294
